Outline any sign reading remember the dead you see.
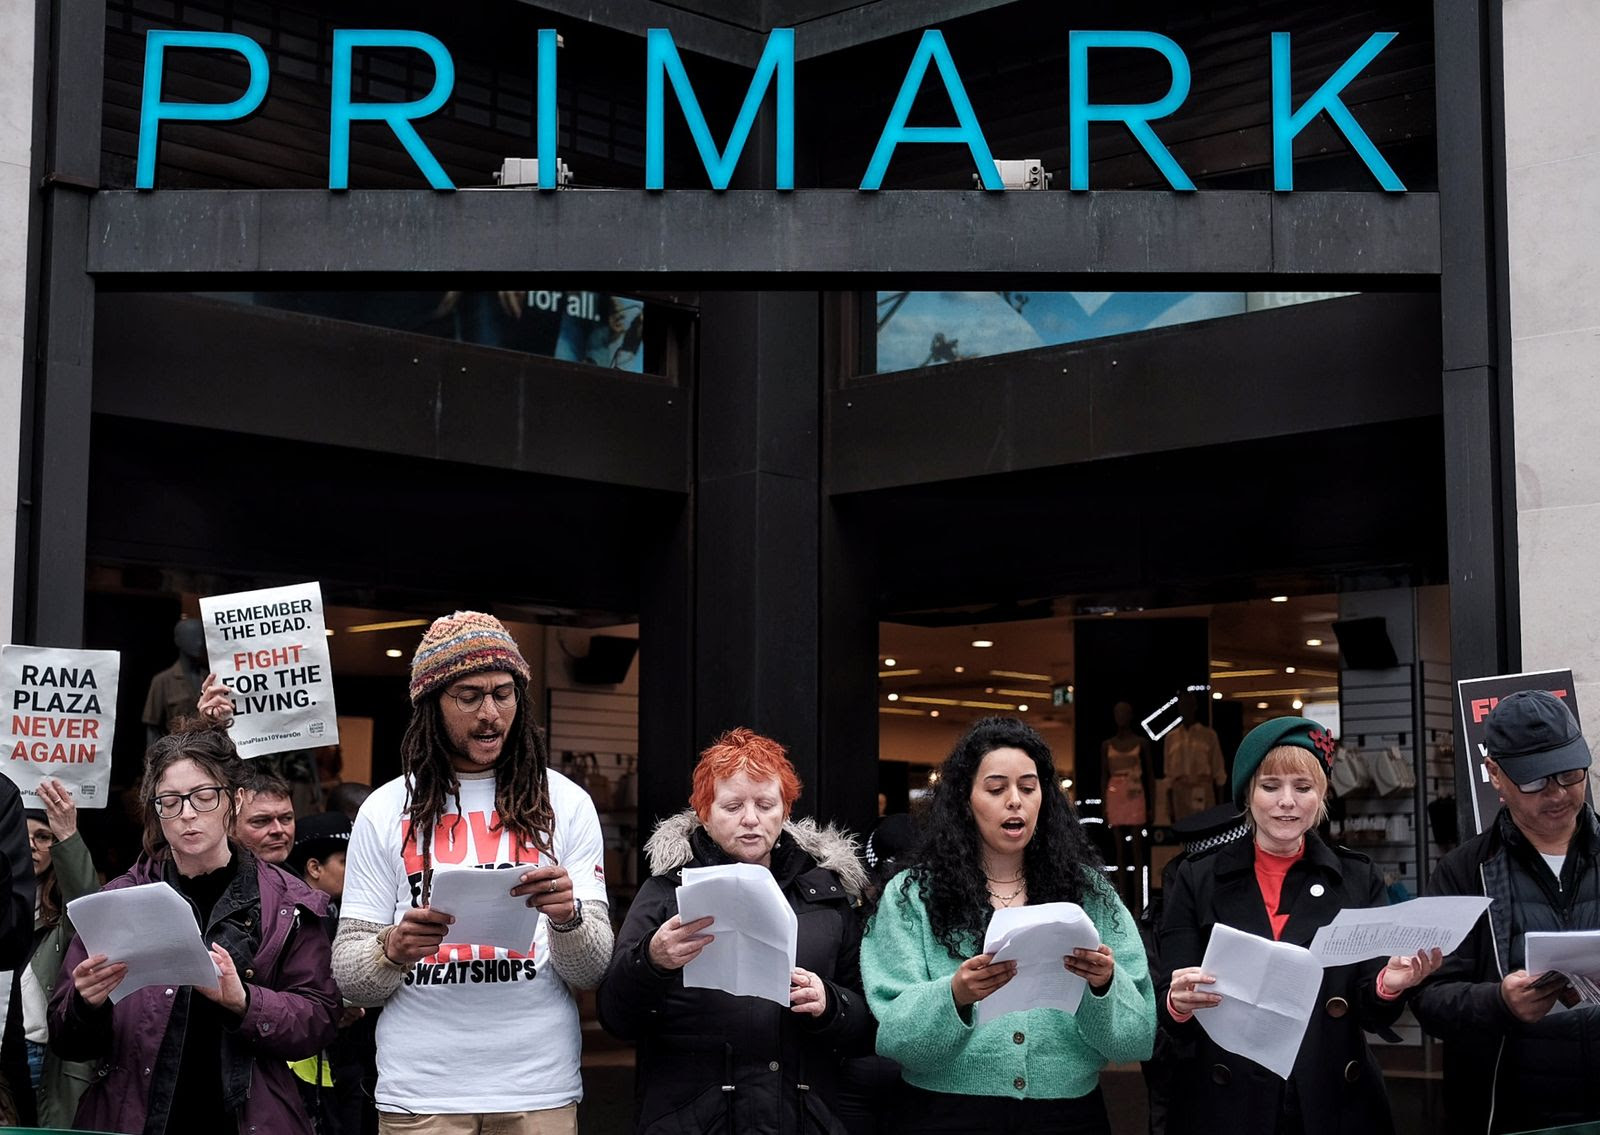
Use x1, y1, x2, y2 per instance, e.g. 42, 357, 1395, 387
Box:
200, 582, 338, 758
1, 645, 119, 808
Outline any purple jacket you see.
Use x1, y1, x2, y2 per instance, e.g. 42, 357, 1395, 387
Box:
48, 849, 341, 1135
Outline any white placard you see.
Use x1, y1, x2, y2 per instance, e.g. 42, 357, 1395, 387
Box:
199, 582, 338, 757
0, 645, 119, 809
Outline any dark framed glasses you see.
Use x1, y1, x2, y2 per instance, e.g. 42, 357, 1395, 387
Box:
1512, 768, 1588, 794
444, 684, 518, 712
151, 785, 228, 818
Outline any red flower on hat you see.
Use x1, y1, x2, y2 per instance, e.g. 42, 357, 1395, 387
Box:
1309, 728, 1336, 759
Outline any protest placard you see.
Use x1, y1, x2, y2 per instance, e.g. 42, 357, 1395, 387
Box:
200, 582, 338, 758
1456, 669, 1581, 834
0, 645, 119, 808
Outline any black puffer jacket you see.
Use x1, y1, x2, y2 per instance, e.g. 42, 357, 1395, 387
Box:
1411, 806, 1600, 1133
1157, 832, 1404, 1135
599, 812, 871, 1135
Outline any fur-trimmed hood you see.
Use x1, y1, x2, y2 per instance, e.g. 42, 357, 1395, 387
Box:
645, 809, 869, 899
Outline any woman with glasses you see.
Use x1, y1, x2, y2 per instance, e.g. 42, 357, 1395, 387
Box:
49, 721, 340, 1134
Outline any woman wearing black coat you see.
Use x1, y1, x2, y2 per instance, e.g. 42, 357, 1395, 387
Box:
1157, 717, 1441, 1135
598, 728, 870, 1134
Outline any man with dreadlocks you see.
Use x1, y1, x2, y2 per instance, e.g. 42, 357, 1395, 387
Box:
331, 612, 612, 1134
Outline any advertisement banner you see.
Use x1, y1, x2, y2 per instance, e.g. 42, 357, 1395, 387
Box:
200, 582, 339, 758
0, 645, 120, 808
1456, 669, 1581, 834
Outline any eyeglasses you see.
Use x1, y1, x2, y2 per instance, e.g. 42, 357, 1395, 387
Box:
29, 831, 57, 847
151, 785, 228, 818
443, 684, 518, 713
1512, 768, 1588, 794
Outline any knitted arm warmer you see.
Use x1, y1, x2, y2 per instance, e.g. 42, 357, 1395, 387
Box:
547, 900, 614, 990
332, 916, 409, 1008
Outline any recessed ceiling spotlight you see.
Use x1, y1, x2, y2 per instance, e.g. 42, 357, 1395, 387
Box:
385, 648, 403, 658
1306, 638, 1323, 647
1256, 701, 1269, 709
971, 639, 994, 648
954, 665, 965, 673
325, 629, 335, 637
1285, 666, 1296, 674
1016, 704, 1029, 712
929, 710, 940, 717
1292, 698, 1304, 710
1212, 691, 1223, 701
887, 693, 899, 702
883, 658, 896, 667
1270, 595, 1288, 603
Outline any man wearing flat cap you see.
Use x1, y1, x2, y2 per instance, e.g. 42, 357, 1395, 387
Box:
1412, 689, 1600, 1134
331, 612, 613, 1134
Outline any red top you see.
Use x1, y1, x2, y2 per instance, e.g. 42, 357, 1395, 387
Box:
1254, 842, 1304, 940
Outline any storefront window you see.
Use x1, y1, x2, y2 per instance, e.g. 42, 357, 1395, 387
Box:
203, 290, 657, 375
873, 290, 1355, 374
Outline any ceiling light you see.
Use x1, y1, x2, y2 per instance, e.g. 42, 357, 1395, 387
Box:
1016, 704, 1028, 712
990, 669, 1052, 682
1306, 638, 1323, 647
929, 710, 940, 717
953, 665, 965, 674
878, 707, 925, 716
1212, 668, 1278, 679
1271, 595, 1288, 603
1285, 666, 1296, 674
1292, 698, 1304, 710
1257, 701, 1270, 709
883, 658, 896, 667
1212, 692, 1223, 701
995, 688, 1050, 699
1100, 610, 1115, 617
971, 639, 994, 648
385, 648, 403, 658
879, 668, 922, 678
887, 693, 899, 702
928, 771, 940, 783
346, 618, 430, 634
324, 629, 335, 637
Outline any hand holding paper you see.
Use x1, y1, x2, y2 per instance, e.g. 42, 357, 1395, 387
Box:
1196, 922, 1322, 1079
1307, 896, 1490, 966
976, 902, 1100, 1024
66, 882, 220, 1004
675, 863, 798, 1006
427, 865, 543, 953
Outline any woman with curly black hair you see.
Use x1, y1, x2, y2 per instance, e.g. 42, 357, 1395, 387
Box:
861, 716, 1155, 1134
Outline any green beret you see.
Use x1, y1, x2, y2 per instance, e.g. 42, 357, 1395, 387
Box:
1230, 716, 1338, 807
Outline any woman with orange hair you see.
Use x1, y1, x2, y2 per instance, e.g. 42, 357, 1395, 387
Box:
598, 727, 870, 1134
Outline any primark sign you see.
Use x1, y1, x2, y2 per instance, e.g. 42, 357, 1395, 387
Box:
135, 27, 1407, 193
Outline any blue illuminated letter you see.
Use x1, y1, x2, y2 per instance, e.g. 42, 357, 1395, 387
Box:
537, 28, 558, 190
1272, 32, 1404, 191
646, 28, 795, 190
1069, 31, 1193, 191
330, 30, 455, 190
136, 31, 268, 190
862, 30, 999, 190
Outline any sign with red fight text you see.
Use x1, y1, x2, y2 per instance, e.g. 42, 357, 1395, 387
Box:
1, 645, 120, 808
200, 581, 339, 758
1456, 668, 1582, 835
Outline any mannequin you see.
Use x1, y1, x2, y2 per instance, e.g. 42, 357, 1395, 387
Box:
1101, 701, 1153, 908
142, 619, 208, 745
1161, 692, 1226, 822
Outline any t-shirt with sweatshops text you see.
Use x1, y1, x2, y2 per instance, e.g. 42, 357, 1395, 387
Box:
341, 768, 607, 1115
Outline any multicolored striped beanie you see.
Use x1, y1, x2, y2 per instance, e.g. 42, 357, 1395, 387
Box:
408, 611, 530, 705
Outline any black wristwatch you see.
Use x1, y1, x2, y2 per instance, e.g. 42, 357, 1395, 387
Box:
550, 896, 584, 933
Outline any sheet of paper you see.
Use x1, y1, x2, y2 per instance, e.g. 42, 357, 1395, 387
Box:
1197, 922, 1322, 1079
1526, 930, 1600, 1007
676, 863, 798, 1006
66, 882, 219, 1004
426, 865, 543, 953
1307, 895, 1491, 966
976, 902, 1101, 1023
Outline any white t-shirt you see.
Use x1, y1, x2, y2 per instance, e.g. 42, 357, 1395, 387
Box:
342, 768, 607, 1114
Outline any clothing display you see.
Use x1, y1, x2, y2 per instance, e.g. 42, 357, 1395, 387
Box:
1104, 741, 1149, 828
1162, 724, 1226, 822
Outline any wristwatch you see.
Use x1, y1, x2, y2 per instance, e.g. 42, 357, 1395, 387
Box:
550, 896, 584, 933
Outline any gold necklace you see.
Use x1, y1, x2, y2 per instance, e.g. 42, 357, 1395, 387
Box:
988, 882, 1025, 906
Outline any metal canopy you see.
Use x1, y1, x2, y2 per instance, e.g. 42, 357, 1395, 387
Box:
87, 189, 1440, 285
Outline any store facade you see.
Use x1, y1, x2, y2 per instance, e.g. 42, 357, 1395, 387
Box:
7, 0, 1530, 858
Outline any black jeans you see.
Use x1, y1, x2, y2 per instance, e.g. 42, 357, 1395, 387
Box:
895, 1084, 1111, 1135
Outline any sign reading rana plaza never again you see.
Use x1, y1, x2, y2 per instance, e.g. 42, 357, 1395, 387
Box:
135, 27, 1407, 193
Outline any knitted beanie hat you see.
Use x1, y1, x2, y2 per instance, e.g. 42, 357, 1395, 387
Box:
408, 611, 530, 705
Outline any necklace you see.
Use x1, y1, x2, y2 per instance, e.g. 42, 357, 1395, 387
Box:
985, 874, 1024, 885
987, 882, 1025, 906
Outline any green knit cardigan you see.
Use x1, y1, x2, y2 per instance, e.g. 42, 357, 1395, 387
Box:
861, 869, 1155, 1100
